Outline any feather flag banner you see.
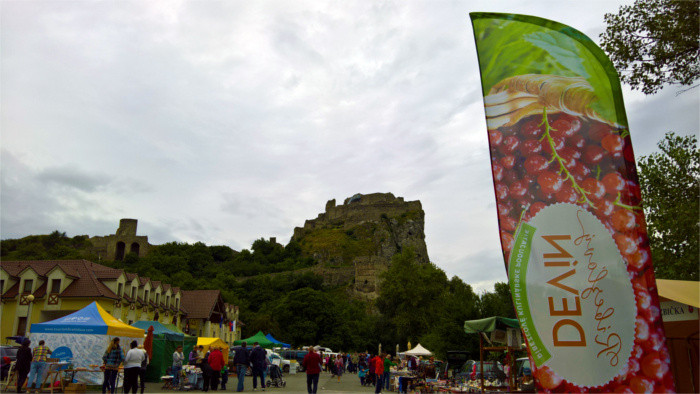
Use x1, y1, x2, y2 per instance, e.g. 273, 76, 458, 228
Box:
470, 13, 674, 392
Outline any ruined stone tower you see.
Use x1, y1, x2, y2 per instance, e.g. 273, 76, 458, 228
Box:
90, 219, 151, 261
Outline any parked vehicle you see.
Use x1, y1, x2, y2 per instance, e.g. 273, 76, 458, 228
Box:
0, 346, 19, 381
445, 351, 471, 372
514, 357, 534, 392
0, 346, 19, 362
266, 349, 292, 373
466, 360, 505, 381
278, 350, 309, 372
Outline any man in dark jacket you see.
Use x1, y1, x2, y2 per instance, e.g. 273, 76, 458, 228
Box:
249, 342, 267, 391
15, 339, 32, 393
232, 342, 251, 392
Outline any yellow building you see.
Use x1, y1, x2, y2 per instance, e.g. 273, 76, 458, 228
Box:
0, 260, 239, 343
180, 290, 242, 343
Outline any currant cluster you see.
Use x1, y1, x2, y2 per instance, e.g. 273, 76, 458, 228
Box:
488, 111, 675, 392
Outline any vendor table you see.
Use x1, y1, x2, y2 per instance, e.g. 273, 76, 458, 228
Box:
397, 376, 418, 393
184, 371, 203, 390
39, 361, 72, 393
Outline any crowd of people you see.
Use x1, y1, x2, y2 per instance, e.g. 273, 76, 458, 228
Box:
184, 344, 226, 391
9, 338, 421, 394
302, 346, 417, 394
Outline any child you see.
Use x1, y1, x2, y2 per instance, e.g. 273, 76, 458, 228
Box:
220, 365, 229, 390
359, 363, 368, 386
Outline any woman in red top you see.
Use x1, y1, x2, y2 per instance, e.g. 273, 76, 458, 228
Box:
371, 354, 384, 394
302, 347, 322, 393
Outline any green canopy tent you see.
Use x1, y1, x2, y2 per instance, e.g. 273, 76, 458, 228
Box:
163, 323, 198, 360
233, 330, 276, 348
463, 316, 520, 334
464, 317, 521, 391
132, 321, 187, 382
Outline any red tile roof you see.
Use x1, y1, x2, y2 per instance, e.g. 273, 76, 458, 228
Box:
1, 260, 119, 300
93, 268, 124, 279
1, 281, 20, 299
180, 290, 222, 319
33, 281, 47, 298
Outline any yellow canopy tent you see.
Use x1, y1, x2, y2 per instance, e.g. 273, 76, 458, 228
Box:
197, 337, 230, 363
656, 279, 700, 308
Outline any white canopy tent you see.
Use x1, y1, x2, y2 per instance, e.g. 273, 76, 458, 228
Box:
404, 343, 433, 356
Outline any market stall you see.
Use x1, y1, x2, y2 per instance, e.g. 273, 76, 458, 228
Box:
29, 301, 144, 385
163, 323, 198, 358
464, 316, 521, 392
196, 337, 229, 364
132, 320, 186, 382
233, 330, 275, 348
265, 333, 291, 348
656, 279, 699, 393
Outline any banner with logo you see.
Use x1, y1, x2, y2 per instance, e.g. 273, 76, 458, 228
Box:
470, 13, 674, 392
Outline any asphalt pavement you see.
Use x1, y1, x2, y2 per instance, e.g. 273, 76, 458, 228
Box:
141, 370, 383, 394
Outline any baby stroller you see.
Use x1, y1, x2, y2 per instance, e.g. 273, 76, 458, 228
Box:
266, 364, 286, 388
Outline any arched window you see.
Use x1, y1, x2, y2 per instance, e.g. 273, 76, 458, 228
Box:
130, 242, 140, 255
115, 242, 126, 261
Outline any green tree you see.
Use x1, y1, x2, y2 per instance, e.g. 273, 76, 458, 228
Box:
478, 282, 516, 319
376, 249, 448, 346
638, 132, 699, 280
600, 0, 699, 94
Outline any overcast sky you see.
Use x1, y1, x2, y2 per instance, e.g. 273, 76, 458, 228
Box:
2, 1, 698, 293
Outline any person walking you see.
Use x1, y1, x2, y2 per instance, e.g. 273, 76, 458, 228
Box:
358, 359, 368, 386
371, 353, 384, 394
200, 347, 212, 392
232, 342, 251, 392
15, 339, 32, 393
334, 355, 344, 383
220, 365, 229, 390
249, 342, 267, 392
301, 346, 322, 394
172, 345, 185, 388
137, 345, 149, 394
383, 354, 396, 391
26, 339, 52, 393
101, 338, 124, 394
123, 340, 145, 394
367, 354, 376, 388
208, 347, 225, 391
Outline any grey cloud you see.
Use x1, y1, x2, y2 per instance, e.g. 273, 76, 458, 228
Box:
36, 166, 109, 192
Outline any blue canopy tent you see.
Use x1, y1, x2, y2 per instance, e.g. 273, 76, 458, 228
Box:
131, 321, 185, 382
29, 302, 144, 385
265, 333, 291, 348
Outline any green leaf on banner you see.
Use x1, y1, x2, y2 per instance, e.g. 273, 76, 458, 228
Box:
525, 31, 616, 123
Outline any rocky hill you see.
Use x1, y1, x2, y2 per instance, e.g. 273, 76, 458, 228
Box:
291, 192, 429, 300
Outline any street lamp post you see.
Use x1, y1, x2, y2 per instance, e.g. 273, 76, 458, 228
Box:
26, 294, 35, 337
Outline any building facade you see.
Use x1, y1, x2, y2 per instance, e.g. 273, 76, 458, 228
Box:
0, 260, 240, 344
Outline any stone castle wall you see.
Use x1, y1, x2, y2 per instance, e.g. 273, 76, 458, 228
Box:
90, 219, 151, 261
292, 193, 429, 300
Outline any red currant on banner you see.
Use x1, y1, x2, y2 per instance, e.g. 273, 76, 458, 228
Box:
489, 129, 503, 146
537, 170, 564, 194
602, 134, 624, 154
